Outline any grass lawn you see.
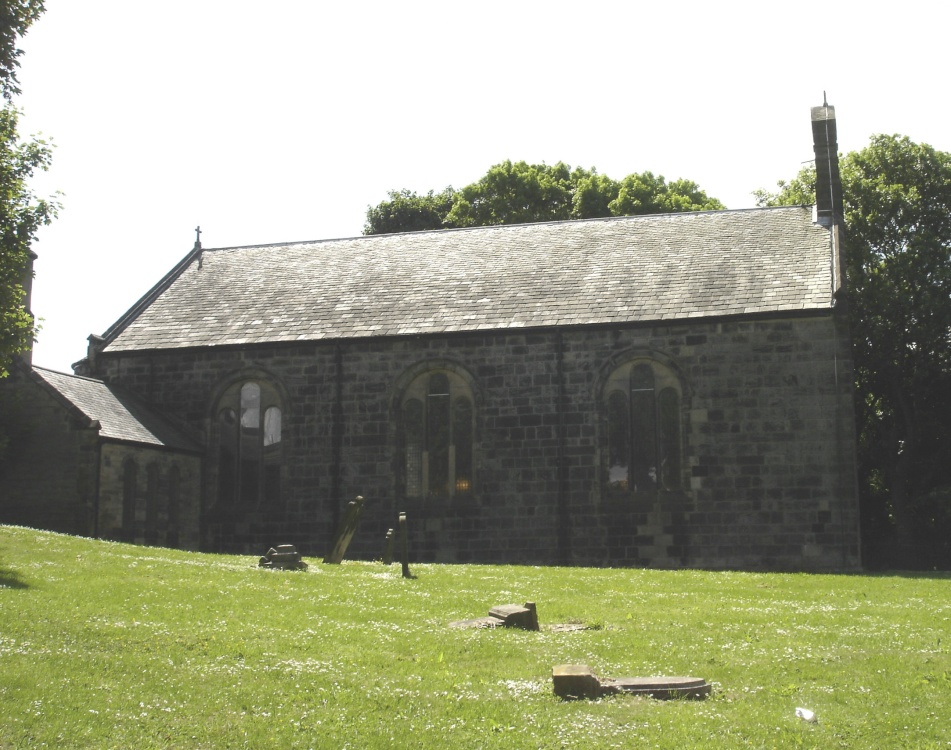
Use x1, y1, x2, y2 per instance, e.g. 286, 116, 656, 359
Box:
1, 525, 949, 749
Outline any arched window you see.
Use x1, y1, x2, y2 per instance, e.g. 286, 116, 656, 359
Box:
215, 380, 284, 507
603, 359, 682, 492
401, 370, 474, 498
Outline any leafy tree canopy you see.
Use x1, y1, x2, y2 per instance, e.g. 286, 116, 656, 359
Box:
758, 134, 951, 567
364, 188, 456, 236
0, 0, 44, 100
0, 106, 55, 375
0, 0, 55, 377
364, 160, 723, 235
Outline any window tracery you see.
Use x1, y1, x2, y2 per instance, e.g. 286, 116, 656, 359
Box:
215, 379, 283, 506
603, 359, 682, 492
401, 370, 474, 498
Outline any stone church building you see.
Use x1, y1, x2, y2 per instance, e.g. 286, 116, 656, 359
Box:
0, 104, 861, 570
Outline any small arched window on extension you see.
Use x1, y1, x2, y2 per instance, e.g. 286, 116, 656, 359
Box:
401, 371, 474, 498
604, 359, 682, 493
216, 380, 284, 507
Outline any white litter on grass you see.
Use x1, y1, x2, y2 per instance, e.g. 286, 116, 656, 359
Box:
795, 707, 817, 723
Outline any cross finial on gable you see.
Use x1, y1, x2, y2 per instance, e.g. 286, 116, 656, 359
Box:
195, 225, 204, 269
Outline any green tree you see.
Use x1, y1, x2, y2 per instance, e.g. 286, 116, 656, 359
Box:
610, 172, 723, 215
0, 0, 56, 377
363, 188, 456, 235
0, 0, 45, 100
758, 135, 951, 568
446, 160, 576, 227
570, 169, 619, 219
364, 161, 723, 235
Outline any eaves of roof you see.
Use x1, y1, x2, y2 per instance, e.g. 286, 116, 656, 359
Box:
29, 366, 201, 452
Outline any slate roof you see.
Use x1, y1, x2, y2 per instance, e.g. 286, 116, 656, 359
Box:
31, 366, 200, 451
102, 206, 836, 353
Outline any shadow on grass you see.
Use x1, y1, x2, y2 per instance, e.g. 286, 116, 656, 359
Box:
861, 569, 951, 581
0, 565, 30, 589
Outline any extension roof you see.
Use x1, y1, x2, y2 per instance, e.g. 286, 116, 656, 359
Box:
30, 366, 200, 451
101, 206, 837, 354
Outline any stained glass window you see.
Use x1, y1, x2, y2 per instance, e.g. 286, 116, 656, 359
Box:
402, 370, 474, 498
604, 360, 682, 493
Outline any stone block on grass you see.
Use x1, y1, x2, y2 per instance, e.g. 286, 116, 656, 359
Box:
488, 602, 539, 631
259, 545, 308, 570
552, 665, 601, 699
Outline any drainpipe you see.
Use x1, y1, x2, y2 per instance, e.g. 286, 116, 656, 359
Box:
330, 343, 344, 534
555, 331, 571, 564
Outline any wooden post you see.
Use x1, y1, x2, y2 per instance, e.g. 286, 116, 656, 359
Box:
323, 495, 365, 564
382, 528, 395, 565
399, 511, 411, 578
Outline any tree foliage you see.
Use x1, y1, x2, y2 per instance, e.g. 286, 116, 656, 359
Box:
758, 135, 951, 568
0, 0, 44, 100
363, 188, 456, 236
0, 0, 55, 377
364, 160, 723, 235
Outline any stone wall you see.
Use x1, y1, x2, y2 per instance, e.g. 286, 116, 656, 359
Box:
94, 310, 861, 571
0, 373, 97, 535
97, 443, 202, 550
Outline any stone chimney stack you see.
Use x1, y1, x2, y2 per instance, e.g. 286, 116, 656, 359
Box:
811, 99, 843, 228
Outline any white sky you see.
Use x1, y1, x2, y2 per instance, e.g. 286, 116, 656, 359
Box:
15, 0, 951, 372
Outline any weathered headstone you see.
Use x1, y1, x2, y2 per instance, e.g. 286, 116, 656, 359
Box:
399, 511, 411, 578
382, 528, 395, 565
323, 496, 365, 564
488, 602, 540, 631
449, 601, 540, 630
259, 544, 308, 570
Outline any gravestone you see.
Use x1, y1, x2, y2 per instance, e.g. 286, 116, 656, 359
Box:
399, 512, 411, 578
488, 602, 539, 631
552, 665, 602, 699
324, 496, 365, 564
382, 528, 395, 565
259, 544, 308, 570
602, 676, 711, 699
449, 601, 540, 630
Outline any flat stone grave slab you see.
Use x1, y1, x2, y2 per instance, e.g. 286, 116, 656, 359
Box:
448, 616, 506, 629
602, 676, 711, 700
553, 665, 711, 700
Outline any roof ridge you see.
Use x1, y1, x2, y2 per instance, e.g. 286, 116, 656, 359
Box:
32, 364, 105, 384
101, 206, 833, 354
199, 205, 813, 253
